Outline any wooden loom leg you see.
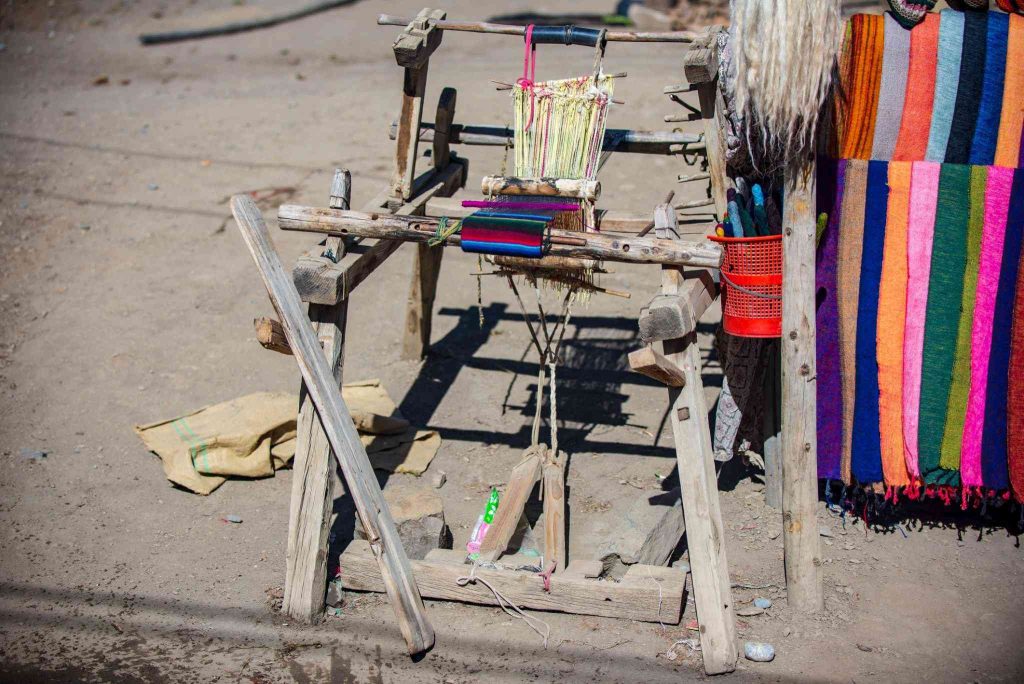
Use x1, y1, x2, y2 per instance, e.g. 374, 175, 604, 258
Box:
662, 267, 737, 675
781, 161, 824, 612
542, 450, 567, 573
478, 448, 542, 562
402, 243, 444, 360
283, 170, 351, 624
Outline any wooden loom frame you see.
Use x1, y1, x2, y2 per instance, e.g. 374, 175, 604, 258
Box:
256, 9, 823, 676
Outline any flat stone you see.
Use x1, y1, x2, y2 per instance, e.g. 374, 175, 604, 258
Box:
597, 487, 684, 571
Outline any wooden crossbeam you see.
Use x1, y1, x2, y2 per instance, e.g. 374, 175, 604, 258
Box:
628, 345, 686, 387
339, 541, 686, 624
278, 206, 724, 269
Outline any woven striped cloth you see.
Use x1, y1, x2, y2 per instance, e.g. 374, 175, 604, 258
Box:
938, 166, 986, 473
851, 161, 889, 484
839, 14, 884, 160
902, 161, 941, 481
872, 14, 911, 160
459, 211, 548, 258
981, 169, 1024, 490
837, 160, 869, 484
969, 11, 1008, 165
944, 11, 988, 164
926, 11, 966, 162
894, 13, 941, 161
876, 161, 912, 487
918, 164, 970, 487
995, 14, 1024, 167
961, 166, 1014, 488
816, 159, 846, 481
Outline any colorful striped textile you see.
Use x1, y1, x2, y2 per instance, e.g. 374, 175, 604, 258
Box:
962, 166, 1014, 488
903, 161, 941, 481
837, 160, 869, 483
815, 159, 1023, 496
872, 13, 911, 160
918, 164, 970, 487
459, 211, 549, 258
939, 166, 986, 473
969, 11, 1008, 165
816, 159, 846, 481
926, 11, 966, 162
995, 14, 1024, 167
851, 161, 889, 484
839, 11, 1023, 169
839, 14, 885, 159
894, 13, 941, 161
876, 161, 912, 487
981, 169, 1024, 490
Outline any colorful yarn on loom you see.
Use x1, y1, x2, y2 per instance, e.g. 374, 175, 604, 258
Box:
836, 10, 1024, 169
459, 211, 549, 258
816, 161, 1024, 503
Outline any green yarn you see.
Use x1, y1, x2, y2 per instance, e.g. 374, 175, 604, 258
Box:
939, 166, 987, 472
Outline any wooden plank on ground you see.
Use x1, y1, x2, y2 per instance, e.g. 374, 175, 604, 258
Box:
338, 540, 685, 624
232, 194, 434, 654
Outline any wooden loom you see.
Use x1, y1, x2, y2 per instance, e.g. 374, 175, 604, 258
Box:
242, 9, 823, 676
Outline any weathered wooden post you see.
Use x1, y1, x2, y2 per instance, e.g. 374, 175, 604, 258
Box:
780, 161, 824, 612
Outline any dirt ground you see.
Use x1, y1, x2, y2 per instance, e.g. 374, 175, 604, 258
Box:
1, 1, 1022, 682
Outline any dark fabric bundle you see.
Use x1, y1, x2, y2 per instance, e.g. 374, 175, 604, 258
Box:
982, 169, 1024, 489
918, 164, 971, 487
816, 158, 846, 481
459, 211, 548, 258
851, 160, 889, 484
1008, 172, 1024, 501
945, 10, 988, 164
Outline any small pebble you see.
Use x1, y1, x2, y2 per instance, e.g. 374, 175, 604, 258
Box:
818, 526, 833, 538
147, 183, 159, 191
744, 641, 775, 662
432, 471, 446, 489
736, 606, 764, 617
753, 597, 772, 609
223, 515, 243, 524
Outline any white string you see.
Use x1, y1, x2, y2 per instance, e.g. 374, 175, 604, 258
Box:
457, 563, 551, 647
644, 564, 667, 630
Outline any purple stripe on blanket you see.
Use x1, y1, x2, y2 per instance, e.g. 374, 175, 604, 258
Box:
816, 158, 846, 480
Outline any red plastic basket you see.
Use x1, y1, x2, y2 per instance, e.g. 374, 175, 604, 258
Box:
708, 234, 782, 338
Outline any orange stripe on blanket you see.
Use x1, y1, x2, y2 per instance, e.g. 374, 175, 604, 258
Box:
995, 14, 1024, 167
840, 15, 885, 160
876, 162, 912, 487
894, 14, 941, 161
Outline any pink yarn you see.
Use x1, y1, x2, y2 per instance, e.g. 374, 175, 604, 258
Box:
961, 166, 1015, 488
902, 162, 941, 480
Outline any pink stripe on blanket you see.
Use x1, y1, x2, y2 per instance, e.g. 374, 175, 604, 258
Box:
961, 166, 1015, 488
902, 162, 941, 480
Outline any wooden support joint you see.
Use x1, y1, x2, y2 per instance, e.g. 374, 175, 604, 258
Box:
254, 317, 292, 355
683, 26, 721, 85
628, 345, 687, 387
393, 8, 447, 68
638, 270, 717, 343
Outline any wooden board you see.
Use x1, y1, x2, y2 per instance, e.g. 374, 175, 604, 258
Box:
661, 268, 737, 675
283, 169, 350, 625
542, 453, 567, 573
781, 163, 824, 612
628, 345, 686, 387
231, 195, 434, 654
254, 316, 290, 355
338, 540, 685, 624
479, 449, 542, 562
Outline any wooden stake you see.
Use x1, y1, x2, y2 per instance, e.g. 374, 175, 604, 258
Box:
780, 161, 824, 612
231, 194, 434, 654
542, 450, 567, 573
283, 169, 350, 625
254, 316, 291, 355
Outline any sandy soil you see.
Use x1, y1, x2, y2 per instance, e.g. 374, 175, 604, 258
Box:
1, 1, 1022, 682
